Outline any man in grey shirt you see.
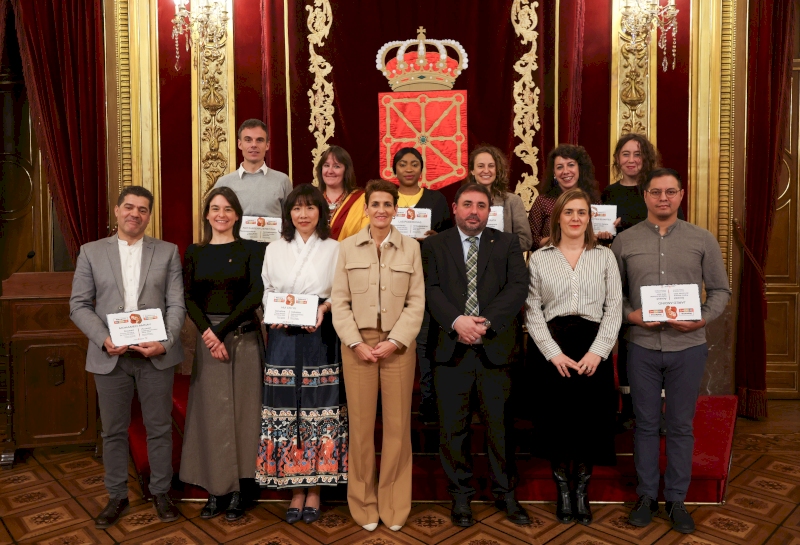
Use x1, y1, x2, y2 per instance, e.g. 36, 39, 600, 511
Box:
611, 168, 730, 534
214, 119, 293, 219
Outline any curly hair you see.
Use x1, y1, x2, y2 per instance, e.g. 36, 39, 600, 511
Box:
315, 146, 358, 194
467, 144, 509, 200
540, 144, 599, 201
612, 133, 661, 186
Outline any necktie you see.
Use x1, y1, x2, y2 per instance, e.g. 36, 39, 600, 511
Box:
464, 236, 479, 316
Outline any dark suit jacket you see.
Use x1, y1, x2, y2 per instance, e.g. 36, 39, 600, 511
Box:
422, 227, 528, 366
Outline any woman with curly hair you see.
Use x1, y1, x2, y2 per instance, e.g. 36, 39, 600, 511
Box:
527, 144, 600, 248
467, 145, 533, 251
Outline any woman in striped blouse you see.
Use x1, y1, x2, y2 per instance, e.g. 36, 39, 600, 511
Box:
524, 187, 623, 526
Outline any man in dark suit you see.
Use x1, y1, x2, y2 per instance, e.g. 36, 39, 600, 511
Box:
70, 186, 185, 528
422, 183, 530, 526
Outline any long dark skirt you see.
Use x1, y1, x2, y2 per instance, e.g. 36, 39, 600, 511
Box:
256, 313, 348, 489
530, 316, 617, 465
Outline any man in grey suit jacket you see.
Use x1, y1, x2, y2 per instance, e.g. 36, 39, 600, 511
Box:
70, 186, 185, 528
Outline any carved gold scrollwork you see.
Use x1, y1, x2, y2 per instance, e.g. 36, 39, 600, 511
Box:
619, 33, 649, 135
511, 0, 542, 211
306, 0, 334, 185
199, 44, 229, 201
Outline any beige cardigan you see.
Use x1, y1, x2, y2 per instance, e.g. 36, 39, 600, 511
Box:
495, 192, 533, 251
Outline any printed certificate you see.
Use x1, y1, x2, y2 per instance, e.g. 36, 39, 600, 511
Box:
591, 204, 617, 235
240, 216, 282, 243
487, 206, 504, 231
392, 207, 432, 238
263, 293, 319, 327
640, 284, 702, 322
106, 309, 168, 347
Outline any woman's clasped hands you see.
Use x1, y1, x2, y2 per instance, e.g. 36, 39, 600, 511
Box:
202, 328, 229, 361
550, 352, 602, 378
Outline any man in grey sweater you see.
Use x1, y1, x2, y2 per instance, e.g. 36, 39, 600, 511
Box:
214, 119, 293, 219
611, 168, 731, 535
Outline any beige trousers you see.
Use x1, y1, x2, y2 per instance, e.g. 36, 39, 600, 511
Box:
341, 328, 416, 528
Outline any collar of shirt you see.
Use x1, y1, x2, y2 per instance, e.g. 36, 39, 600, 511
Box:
237, 162, 269, 178
118, 237, 144, 249
643, 218, 680, 236
456, 227, 483, 261
368, 226, 392, 248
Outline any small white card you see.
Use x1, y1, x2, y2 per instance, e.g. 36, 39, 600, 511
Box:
487, 205, 504, 231
640, 284, 702, 322
263, 293, 319, 327
240, 216, 282, 243
591, 205, 617, 235
106, 308, 168, 347
392, 207, 432, 238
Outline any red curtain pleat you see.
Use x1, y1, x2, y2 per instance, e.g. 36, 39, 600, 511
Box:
12, 0, 108, 263
558, 0, 586, 145
735, 0, 796, 418
0, 0, 9, 67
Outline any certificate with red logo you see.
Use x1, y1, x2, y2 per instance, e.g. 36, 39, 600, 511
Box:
487, 206, 504, 231
392, 207, 432, 238
240, 216, 282, 243
263, 293, 319, 327
106, 309, 168, 346
640, 284, 702, 322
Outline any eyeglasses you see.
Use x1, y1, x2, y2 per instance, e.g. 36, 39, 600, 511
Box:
645, 188, 681, 198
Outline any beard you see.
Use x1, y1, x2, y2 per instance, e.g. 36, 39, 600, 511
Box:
455, 214, 488, 236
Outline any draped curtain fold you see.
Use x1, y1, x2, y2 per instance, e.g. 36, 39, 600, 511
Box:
557, 0, 585, 145
12, 0, 108, 263
0, 0, 9, 67
735, 0, 796, 418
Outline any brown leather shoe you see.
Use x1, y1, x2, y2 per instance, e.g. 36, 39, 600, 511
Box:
152, 493, 179, 522
95, 497, 129, 529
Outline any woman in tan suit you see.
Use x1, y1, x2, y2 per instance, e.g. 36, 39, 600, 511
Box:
331, 179, 425, 532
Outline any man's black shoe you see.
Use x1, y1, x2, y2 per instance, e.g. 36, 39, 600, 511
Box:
666, 501, 695, 534
628, 495, 658, 527
95, 497, 129, 529
494, 496, 531, 525
450, 498, 474, 527
200, 493, 230, 520
152, 493, 179, 522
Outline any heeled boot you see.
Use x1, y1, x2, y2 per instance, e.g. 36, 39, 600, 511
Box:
573, 462, 593, 525
551, 461, 573, 523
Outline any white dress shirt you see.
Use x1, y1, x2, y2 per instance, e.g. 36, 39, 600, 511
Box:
118, 237, 144, 312
236, 162, 269, 178
261, 232, 339, 303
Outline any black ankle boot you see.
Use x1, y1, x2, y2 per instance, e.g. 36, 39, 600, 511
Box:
573, 462, 593, 525
551, 461, 573, 523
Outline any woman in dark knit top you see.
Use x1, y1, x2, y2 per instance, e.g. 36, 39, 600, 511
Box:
180, 187, 265, 521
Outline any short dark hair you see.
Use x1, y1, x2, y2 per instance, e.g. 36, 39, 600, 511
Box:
199, 187, 243, 247
644, 168, 682, 190
281, 184, 330, 241
454, 182, 492, 205
315, 146, 357, 193
237, 119, 269, 140
392, 147, 423, 174
117, 186, 154, 211
365, 179, 399, 205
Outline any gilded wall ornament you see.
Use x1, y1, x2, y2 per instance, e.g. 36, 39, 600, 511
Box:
306, 0, 335, 185
199, 44, 229, 201
619, 33, 649, 135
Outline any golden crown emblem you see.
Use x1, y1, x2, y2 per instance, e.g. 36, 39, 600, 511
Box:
376, 27, 469, 92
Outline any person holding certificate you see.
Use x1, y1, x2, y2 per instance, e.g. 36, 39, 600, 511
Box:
317, 145, 369, 241
180, 187, 265, 521
524, 188, 622, 525
611, 169, 730, 534
527, 145, 600, 249
391, 146, 452, 424
331, 180, 425, 532
468, 145, 532, 251
256, 184, 346, 524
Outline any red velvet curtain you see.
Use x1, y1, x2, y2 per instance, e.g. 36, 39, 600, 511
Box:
735, 0, 796, 418
12, 0, 108, 262
0, 0, 9, 67
556, 0, 585, 145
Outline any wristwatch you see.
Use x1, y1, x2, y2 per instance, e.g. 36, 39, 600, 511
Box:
482, 318, 492, 330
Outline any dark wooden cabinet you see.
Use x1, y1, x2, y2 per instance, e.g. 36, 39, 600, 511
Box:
0, 273, 97, 466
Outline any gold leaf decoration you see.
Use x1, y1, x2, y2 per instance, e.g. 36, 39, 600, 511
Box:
306, 0, 335, 186
199, 42, 229, 201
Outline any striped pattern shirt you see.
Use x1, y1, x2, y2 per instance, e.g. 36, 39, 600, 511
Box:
524, 245, 623, 360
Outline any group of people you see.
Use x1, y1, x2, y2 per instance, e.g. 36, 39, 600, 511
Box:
69, 118, 730, 536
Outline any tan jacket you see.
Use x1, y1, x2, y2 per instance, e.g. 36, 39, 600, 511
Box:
331, 225, 425, 348
495, 192, 533, 251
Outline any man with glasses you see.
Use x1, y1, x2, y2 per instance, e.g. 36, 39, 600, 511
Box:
611, 169, 730, 534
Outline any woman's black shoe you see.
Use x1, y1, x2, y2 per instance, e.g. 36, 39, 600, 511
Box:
225, 491, 248, 521
573, 463, 593, 525
286, 507, 302, 524
302, 506, 321, 524
200, 494, 230, 520
552, 464, 574, 523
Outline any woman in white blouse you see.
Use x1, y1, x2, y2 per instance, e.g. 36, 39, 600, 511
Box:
524, 187, 622, 526
256, 184, 347, 525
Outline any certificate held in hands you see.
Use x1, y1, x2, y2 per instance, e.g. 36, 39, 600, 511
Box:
392, 208, 432, 238
640, 284, 702, 322
240, 216, 282, 243
107, 309, 169, 347
264, 293, 319, 327
590, 205, 617, 235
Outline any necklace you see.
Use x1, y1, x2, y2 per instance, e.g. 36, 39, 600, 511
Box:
325, 191, 345, 211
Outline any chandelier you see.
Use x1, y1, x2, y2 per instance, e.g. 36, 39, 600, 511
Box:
621, 0, 679, 72
171, 0, 229, 70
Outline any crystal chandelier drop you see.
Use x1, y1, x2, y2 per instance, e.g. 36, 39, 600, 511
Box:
621, 0, 679, 72
171, 0, 229, 70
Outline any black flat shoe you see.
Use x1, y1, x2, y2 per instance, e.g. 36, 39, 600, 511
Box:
450, 499, 474, 527
494, 497, 531, 526
95, 497, 129, 529
629, 495, 659, 527
302, 506, 321, 524
666, 501, 695, 534
286, 507, 302, 524
200, 494, 230, 520
225, 491, 249, 521
152, 493, 179, 522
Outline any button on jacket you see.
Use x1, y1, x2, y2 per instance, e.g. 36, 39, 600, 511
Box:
331, 225, 425, 349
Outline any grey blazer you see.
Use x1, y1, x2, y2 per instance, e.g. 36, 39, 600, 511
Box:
70, 234, 186, 374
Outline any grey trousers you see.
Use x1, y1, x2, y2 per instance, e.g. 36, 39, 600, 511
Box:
94, 355, 175, 499
628, 342, 707, 502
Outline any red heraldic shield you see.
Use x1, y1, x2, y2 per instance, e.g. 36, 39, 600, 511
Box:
378, 91, 468, 190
